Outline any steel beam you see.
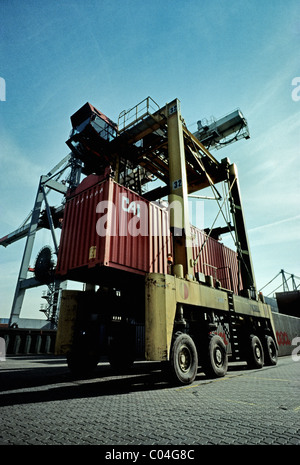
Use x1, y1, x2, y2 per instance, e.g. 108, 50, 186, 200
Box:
7, 154, 80, 326
9, 177, 45, 326
227, 163, 257, 297
166, 99, 194, 278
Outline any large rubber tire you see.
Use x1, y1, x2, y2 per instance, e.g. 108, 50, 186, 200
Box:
170, 332, 198, 385
202, 335, 228, 378
263, 335, 278, 366
246, 335, 264, 369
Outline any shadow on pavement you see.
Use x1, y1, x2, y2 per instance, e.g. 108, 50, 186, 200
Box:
0, 356, 251, 407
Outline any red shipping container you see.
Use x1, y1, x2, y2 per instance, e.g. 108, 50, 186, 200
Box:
56, 177, 172, 280
56, 176, 241, 294
191, 226, 241, 295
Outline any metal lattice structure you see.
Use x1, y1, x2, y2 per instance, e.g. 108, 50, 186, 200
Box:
1, 97, 251, 328
0, 154, 82, 327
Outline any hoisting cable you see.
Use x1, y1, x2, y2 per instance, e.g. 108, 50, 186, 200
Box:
186, 131, 256, 290
189, 145, 255, 290
258, 270, 282, 293
222, 181, 231, 224
266, 277, 293, 297
192, 176, 237, 267
189, 136, 236, 243
214, 124, 245, 148
188, 135, 237, 267
261, 270, 300, 296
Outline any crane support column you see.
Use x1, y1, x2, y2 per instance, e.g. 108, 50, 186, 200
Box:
227, 163, 257, 297
9, 178, 45, 326
166, 99, 194, 278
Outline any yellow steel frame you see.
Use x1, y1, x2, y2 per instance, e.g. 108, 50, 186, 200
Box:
145, 272, 277, 361
55, 290, 81, 355
55, 97, 278, 365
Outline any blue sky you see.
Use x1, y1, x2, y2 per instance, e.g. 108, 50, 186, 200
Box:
0, 0, 299, 320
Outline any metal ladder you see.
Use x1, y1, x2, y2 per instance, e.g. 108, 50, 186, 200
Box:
228, 292, 241, 361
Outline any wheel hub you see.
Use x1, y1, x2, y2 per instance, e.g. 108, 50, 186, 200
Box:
215, 347, 223, 366
178, 345, 191, 372
255, 345, 261, 359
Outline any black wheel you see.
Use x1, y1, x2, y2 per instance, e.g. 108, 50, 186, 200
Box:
202, 335, 228, 378
246, 335, 264, 369
170, 332, 198, 385
264, 335, 278, 366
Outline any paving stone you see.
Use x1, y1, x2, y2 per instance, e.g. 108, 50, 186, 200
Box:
0, 355, 299, 445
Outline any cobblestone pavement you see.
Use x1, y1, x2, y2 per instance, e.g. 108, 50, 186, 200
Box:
0, 355, 299, 446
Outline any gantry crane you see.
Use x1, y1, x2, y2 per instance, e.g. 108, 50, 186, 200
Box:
0, 154, 82, 327
52, 97, 278, 383
1, 97, 251, 328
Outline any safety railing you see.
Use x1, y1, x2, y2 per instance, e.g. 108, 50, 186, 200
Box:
203, 263, 234, 292
118, 96, 160, 132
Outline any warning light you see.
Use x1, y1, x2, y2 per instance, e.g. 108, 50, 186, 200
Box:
167, 254, 173, 266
